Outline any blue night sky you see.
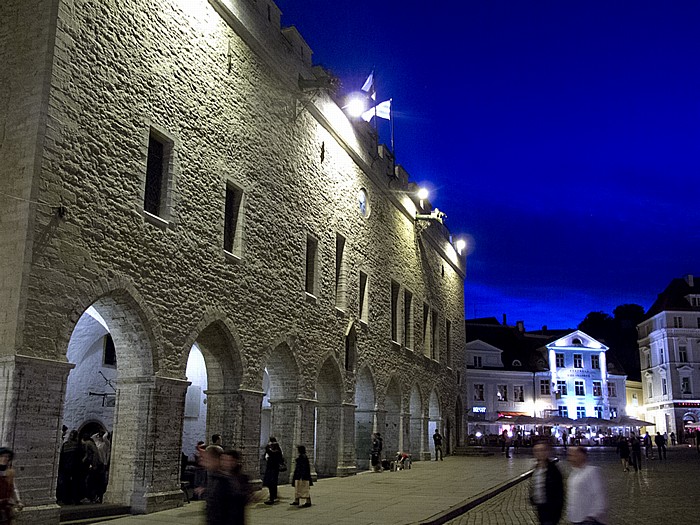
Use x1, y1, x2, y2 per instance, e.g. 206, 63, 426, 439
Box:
275, 1, 700, 330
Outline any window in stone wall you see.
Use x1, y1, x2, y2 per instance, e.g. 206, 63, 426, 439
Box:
595, 406, 603, 419
514, 385, 524, 402
662, 377, 667, 395
607, 382, 617, 397
423, 303, 431, 357
359, 271, 369, 323
223, 182, 244, 257
591, 355, 600, 369
305, 235, 319, 297
682, 377, 692, 394
592, 381, 602, 397
679, 345, 688, 363
390, 280, 400, 343
574, 354, 583, 368
558, 405, 568, 418
103, 334, 116, 367
497, 385, 508, 401
647, 380, 653, 398
446, 319, 452, 368
144, 129, 174, 220
431, 310, 439, 361
335, 234, 347, 310
575, 380, 585, 396
403, 290, 414, 349
555, 353, 564, 368
674, 316, 683, 328
576, 406, 586, 419
540, 379, 550, 395
473, 383, 484, 401
557, 380, 567, 396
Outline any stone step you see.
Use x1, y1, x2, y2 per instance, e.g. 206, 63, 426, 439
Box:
59, 503, 131, 524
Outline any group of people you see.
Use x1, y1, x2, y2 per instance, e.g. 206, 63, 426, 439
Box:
260, 437, 313, 508
616, 431, 670, 470
530, 443, 607, 525
57, 428, 111, 505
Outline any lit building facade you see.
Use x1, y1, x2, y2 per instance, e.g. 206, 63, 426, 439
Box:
638, 274, 700, 439
465, 320, 626, 434
0, 1, 466, 523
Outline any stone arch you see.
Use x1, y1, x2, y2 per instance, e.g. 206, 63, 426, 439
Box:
261, 341, 301, 480
61, 286, 181, 511
315, 356, 344, 477
428, 389, 442, 458
409, 383, 424, 456
354, 366, 377, 470
383, 376, 402, 460
181, 319, 244, 456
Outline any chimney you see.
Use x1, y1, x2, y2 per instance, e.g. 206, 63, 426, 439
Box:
542, 325, 548, 331
686, 274, 694, 287
502, 313, 507, 326
516, 320, 525, 333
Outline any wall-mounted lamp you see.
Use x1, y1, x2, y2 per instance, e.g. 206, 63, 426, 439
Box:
415, 207, 446, 223
417, 187, 429, 209
345, 94, 367, 118
455, 239, 466, 255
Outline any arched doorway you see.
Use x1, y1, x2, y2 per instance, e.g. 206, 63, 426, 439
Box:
262, 343, 299, 480
355, 367, 376, 470
428, 390, 441, 459
315, 357, 343, 477
409, 384, 423, 457
384, 377, 402, 462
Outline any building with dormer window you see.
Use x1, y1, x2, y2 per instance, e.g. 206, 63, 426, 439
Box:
638, 274, 700, 439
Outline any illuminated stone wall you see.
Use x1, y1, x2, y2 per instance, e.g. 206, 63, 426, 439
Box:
0, 0, 466, 521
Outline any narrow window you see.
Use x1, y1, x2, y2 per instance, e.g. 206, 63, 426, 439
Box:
609, 407, 618, 419
390, 280, 400, 342
403, 290, 413, 349
573, 354, 583, 368
431, 310, 439, 360
555, 353, 564, 368
592, 381, 602, 397
473, 356, 482, 368
607, 383, 617, 397
423, 303, 430, 357
591, 355, 600, 369
514, 386, 524, 402
557, 380, 567, 395
223, 183, 243, 255
674, 316, 683, 328
558, 406, 568, 418
679, 345, 688, 363
144, 135, 166, 216
359, 271, 369, 323
473, 384, 484, 401
647, 381, 653, 398
662, 377, 668, 395
345, 324, 357, 372
305, 235, 318, 296
595, 406, 603, 419
575, 380, 585, 396
445, 319, 452, 367
335, 234, 347, 310
540, 380, 550, 395
682, 377, 692, 394
497, 385, 508, 401
103, 334, 116, 367
576, 406, 586, 419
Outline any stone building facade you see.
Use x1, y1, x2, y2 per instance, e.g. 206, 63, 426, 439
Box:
0, 0, 466, 522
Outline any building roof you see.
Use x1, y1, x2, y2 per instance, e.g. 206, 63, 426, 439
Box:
645, 274, 700, 319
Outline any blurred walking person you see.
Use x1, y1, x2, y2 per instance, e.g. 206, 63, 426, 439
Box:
0, 448, 23, 524
566, 447, 607, 525
262, 437, 284, 505
529, 442, 564, 525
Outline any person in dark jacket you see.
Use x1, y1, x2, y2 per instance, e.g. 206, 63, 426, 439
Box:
616, 435, 630, 471
262, 437, 284, 505
529, 442, 564, 525
202, 447, 249, 525
629, 433, 642, 471
290, 445, 312, 508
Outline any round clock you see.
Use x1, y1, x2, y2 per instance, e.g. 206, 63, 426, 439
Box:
357, 188, 370, 218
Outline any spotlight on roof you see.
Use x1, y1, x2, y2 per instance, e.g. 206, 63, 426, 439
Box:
455, 239, 466, 255
345, 95, 366, 118
417, 187, 429, 201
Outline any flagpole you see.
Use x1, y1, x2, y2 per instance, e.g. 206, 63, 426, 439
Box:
390, 97, 394, 154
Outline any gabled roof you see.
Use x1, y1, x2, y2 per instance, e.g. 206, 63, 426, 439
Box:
645, 275, 700, 319
545, 330, 609, 351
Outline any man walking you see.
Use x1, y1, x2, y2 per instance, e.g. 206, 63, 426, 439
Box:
654, 432, 666, 460
529, 442, 564, 525
566, 447, 607, 525
432, 429, 444, 461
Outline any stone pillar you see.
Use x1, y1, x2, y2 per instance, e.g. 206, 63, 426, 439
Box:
0, 355, 74, 525
237, 388, 263, 485
296, 398, 317, 480
336, 403, 356, 476
270, 399, 301, 483
105, 376, 188, 514
420, 416, 431, 461
204, 389, 240, 450
354, 408, 376, 471
401, 410, 411, 455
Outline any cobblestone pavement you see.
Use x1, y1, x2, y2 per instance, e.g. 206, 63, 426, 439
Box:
447, 444, 700, 525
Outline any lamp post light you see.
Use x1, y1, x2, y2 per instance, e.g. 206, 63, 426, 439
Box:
345, 94, 367, 118
417, 187, 429, 209
455, 239, 466, 255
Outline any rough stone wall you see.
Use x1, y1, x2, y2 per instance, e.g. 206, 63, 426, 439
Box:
2, 0, 467, 513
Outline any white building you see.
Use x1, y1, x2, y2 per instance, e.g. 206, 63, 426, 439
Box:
465, 319, 627, 437
638, 274, 700, 439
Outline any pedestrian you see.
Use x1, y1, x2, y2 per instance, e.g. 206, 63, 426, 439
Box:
199, 446, 246, 525
566, 446, 607, 525
290, 445, 312, 508
529, 442, 564, 525
629, 433, 642, 472
501, 430, 511, 458
211, 434, 224, 451
616, 435, 630, 472
57, 430, 81, 504
432, 429, 444, 461
0, 447, 23, 524
654, 432, 666, 460
262, 437, 284, 505
193, 441, 207, 500
670, 431, 676, 446
91, 432, 109, 503
643, 432, 653, 459
562, 431, 568, 449
371, 433, 383, 472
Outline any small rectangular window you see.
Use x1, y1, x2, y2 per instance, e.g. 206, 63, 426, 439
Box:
575, 380, 585, 396
558, 406, 568, 418
608, 383, 617, 397
591, 355, 600, 369
514, 385, 524, 402
144, 130, 174, 220
473, 356, 482, 368
103, 334, 116, 367
576, 406, 586, 419
682, 377, 692, 394
305, 235, 318, 297
556, 380, 567, 396
674, 316, 683, 328
359, 271, 369, 323
335, 234, 347, 309
573, 354, 583, 368
473, 384, 484, 401
592, 381, 602, 397
679, 345, 688, 363
423, 303, 431, 357
390, 280, 400, 343
446, 320, 452, 367
431, 310, 439, 360
555, 353, 564, 368
223, 183, 244, 255
497, 385, 508, 401
403, 290, 413, 349
540, 380, 550, 395
595, 406, 603, 419
609, 407, 618, 419
662, 378, 668, 395
647, 381, 653, 398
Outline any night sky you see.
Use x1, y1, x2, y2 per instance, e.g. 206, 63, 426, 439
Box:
274, 1, 700, 329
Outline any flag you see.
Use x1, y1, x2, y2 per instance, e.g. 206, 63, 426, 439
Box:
361, 71, 376, 100
361, 99, 391, 122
